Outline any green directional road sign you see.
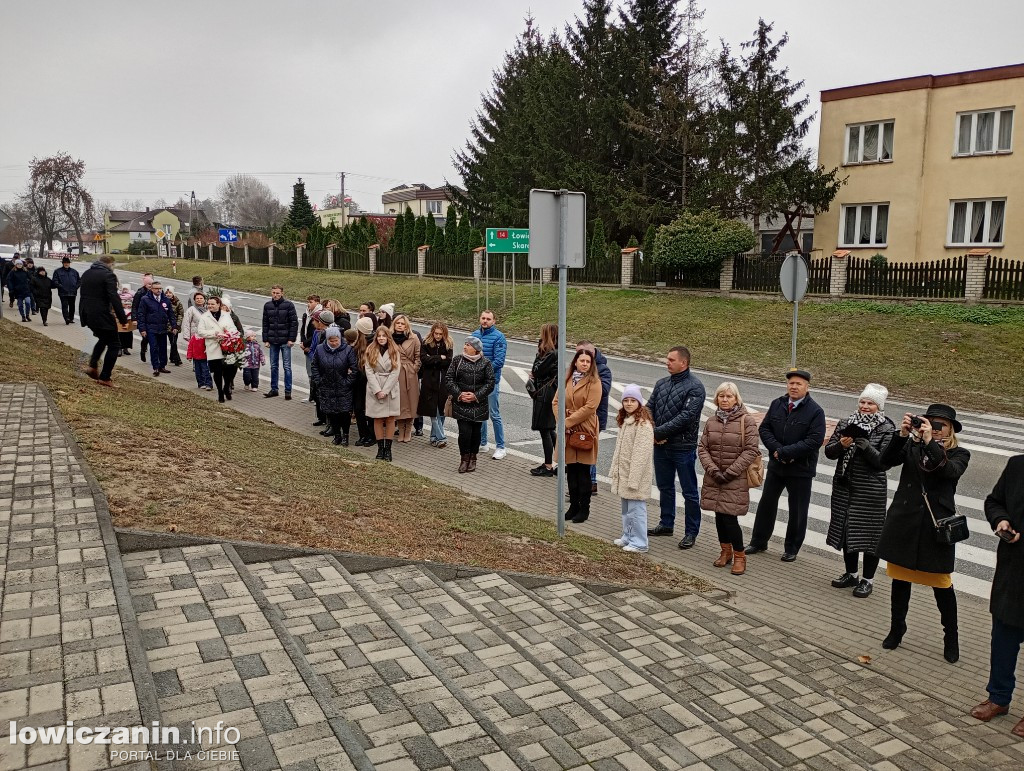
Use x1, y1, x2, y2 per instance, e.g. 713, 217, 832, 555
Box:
486, 227, 530, 252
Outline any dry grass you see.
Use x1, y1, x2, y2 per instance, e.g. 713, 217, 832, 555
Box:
1, 318, 710, 593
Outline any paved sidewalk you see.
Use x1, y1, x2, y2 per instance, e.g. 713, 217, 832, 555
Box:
21, 322, 1024, 739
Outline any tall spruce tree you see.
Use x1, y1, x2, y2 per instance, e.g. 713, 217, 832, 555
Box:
412, 215, 427, 250
287, 177, 316, 230
444, 205, 459, 254
456, 214, 472, 256
425, 212, 437, 246
401, 206, 416, 253
429, 217, 445, 254
390, 214, 405, 255
589, 218, 607, 264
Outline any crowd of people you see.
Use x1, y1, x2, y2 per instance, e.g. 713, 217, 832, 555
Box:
9, 255, 1024, 736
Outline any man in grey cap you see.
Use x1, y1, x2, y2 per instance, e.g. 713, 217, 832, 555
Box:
747, 368, 827, 561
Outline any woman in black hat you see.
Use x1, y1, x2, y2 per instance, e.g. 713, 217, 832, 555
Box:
876, 404, 970, 663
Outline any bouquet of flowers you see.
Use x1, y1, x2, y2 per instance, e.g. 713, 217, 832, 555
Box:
219, 330, 244, 355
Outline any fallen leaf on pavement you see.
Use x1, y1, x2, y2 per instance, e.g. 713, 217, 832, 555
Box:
857, 655, 872, 664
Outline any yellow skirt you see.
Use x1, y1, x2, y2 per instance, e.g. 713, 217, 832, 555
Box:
886, 563, 953, 589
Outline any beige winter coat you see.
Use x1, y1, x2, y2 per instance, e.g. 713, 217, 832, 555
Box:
365, 351, 401, 418
698, 409, 761, 516
197, 310, 238, 361
395, 335, 421, 420
609, 416, 655, 501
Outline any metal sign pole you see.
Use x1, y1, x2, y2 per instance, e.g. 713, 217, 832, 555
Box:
512, 254, 516, 306
790, 265, 799, 368
485, 249, 489, 309
556, 191, 569, 537
503, 254, 508, 307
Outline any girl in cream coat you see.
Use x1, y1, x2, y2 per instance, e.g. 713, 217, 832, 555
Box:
365, 325, 401, 462
609, 384, 655, 552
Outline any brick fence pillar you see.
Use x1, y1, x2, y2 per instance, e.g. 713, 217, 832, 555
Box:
417, 245, 428, 278
326, 244, 335, 271
368, 245, 377, 275
268, 244, 275, 266
541, 268, 552, 284
964, 250, 989, 302
719, 255, 735, 294
208, 244, 213, 261
296, 243, 304, 269
621, 247, 636, 288
830, 251, 850, 296
193, 243, 199, 261
244, 244, 250, 264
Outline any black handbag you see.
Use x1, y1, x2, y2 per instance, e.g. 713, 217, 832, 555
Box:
922, 487, 970, 545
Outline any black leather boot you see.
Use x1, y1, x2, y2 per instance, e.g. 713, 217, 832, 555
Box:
375, 440, 385, 460
935, 587, 959, 663
383, 440, 393, 462
883, 580, 911, 649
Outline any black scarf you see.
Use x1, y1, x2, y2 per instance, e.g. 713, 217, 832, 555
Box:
393, 332, 407, 344
211, 310, 222, 320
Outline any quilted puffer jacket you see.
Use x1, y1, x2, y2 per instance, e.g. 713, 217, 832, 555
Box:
262, 297, 299, 345
647, 369, 707, 450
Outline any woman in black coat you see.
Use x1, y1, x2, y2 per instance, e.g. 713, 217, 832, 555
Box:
876, 404, 970, 663
30, 267, 54, 325
528, 323, 559, 477
445, 335, 495, 474
418, 322, 454, 449
824, 384, 895, 598
310, 327, 358, 446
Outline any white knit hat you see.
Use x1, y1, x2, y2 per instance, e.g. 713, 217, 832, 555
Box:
379, 302, 395, 317
859, 383, 888, 411
221, 295, 232, 309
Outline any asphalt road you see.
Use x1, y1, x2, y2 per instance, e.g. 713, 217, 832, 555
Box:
28, 256, 1024, 596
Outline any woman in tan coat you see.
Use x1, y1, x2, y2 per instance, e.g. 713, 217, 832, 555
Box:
391, 315, 421, 442
698, 382, 762, 575
365, 326, 401, 462
553, 349, 602, 524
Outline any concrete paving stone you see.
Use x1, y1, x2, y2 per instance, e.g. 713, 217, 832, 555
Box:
234, 653, 271, 681
235, 734, 278, 771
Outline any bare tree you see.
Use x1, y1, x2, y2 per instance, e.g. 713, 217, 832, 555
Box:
24, 183, 68, 253
119, 198, 145, 212
1, 199, 39, 248
30, 153, 95, 252
216, 174, 286, 228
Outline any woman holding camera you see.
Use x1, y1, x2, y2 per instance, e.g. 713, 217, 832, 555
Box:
876, 404, 970, 663
824, 384, 896, 598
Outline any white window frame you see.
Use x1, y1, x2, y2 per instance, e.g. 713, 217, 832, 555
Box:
839, 202, 889, 247
426, 199, 443, 215
946, 197, 1007, 247
954, 108, 1014, 156
845, 120, 895, 164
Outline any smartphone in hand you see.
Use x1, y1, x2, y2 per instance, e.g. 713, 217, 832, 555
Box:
998, 528, 1018, 542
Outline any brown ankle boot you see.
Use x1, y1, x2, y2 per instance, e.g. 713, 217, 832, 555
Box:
731, 551, 746, 575
467, 453, 477, 472
713, 543, 733, 567
458, 454, 469, 473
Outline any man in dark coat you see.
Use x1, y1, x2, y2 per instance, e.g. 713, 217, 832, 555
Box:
136, 280, 177, 376
131, 273, 154, 362
747, 368, 827, 561
647, 346, 707, 548
262, 284, 299, 400
52, 256, 81, 324
79, 256, 128, 386
577, 341, 612, 494
971, 455, 1024, 732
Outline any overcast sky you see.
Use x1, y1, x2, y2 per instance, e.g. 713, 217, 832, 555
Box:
1, 0, 1021, 215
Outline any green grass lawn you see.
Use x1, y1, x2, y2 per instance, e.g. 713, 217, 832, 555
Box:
128, 258, 1024, 416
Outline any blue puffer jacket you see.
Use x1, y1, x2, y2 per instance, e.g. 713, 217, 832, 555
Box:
473, 325, 507, 378
647, 369, 707, 450
593, 348, 612, 430
136, 292, 177, 335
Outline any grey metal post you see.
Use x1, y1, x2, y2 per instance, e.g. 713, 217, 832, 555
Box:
556, 191, 569, 537
503, 254, 508, 307
512, 254, 516, 306
485, 249, 489, 309
790, 263, 799, 368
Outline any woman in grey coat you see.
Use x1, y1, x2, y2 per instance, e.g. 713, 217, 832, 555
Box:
825, 383, 895, 598
445, 336, 495, 474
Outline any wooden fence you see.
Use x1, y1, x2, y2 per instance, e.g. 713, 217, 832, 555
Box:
845, 256, 966, 298
983, 256, 1024, 301
733, 253, 831, 294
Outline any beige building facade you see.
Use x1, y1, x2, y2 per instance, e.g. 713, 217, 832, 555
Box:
814, 63, 1022, 262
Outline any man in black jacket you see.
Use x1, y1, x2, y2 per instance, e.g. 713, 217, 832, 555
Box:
747, 368, 827, 561
131, 273, 154, 362
971, 455, 1024, 735
647, 346, 707, 547
262, 284, 299, 399
79, 256, 128, 386
52, 256, 81, 324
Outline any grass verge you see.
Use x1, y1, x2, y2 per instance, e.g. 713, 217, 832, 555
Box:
126, 258, 1024, 416
0, 318, 709, 593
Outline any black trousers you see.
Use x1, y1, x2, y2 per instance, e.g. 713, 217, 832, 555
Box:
37, 307, 49, 323
208, 360, 238, 397
119, 331, 133, 351
457, 420, 482, 455
328, 411, 351, 436
169, 332, 182, 364
539, 429, 556, 465
566, 463, 593, 519
355, 410, 372, 440
715, 513, 744, 551
750, 470, 813, 554
844, 550, 880, 579
89, 329, 120, 381
59, 295, 76, 322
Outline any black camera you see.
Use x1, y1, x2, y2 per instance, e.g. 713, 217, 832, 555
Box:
910, 416, 924, 429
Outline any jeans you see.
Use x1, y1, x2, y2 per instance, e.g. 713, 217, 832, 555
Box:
269, 344, 292, 393
430, 413, 446, 442
193, 359, 212, 388
90, 329, 121, 381
750, 470, 813, 554
621, 499, 648, 550
590, 464, 598, 485
59, 295, 76, 322
243, 367, 260, 388
479, 387, 504, 449
987, 617, 1024, 707
147, 333, 168, 371
17, 296, 31, 318
653, 445, 701, 535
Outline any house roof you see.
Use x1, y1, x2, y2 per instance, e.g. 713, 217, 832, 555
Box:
110, 218, 155, 233
381, 184, 464, 205
822, 62, 1024, 102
